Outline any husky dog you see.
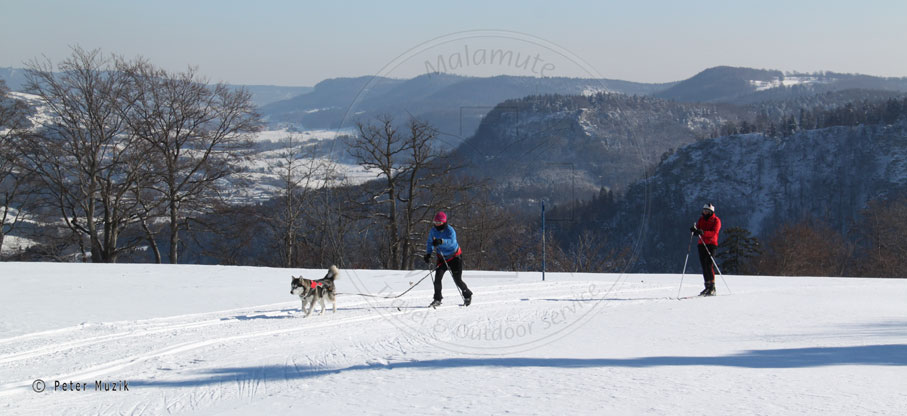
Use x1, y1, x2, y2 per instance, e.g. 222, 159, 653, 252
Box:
290, 265, 339, 317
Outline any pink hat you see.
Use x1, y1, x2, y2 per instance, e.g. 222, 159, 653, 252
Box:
433, 211, 447, 224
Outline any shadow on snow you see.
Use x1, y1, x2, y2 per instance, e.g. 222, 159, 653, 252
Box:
133, 344, 907, 389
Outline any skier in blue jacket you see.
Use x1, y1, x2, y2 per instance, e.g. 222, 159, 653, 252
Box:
423, 211, 472, 307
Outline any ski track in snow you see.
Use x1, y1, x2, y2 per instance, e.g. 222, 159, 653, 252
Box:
2, 265, 906, 415
1, 282, 662, 388
2, 279, 661, 412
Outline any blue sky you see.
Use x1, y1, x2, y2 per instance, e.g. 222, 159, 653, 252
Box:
1, 0, 904, 86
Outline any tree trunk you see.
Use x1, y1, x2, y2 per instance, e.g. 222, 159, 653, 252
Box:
87, 199, 105, 263
285, 229, 295, 268
107, 226, 119, 263
0, 204, 7, 257
140, 219, 162, 264
333, 207, 346, 268
400, 169, 418, 270
284, 181, 296, 268
102, 196, 118, 263
387, 185, 398, 269
169, 199, 179, 264
77, 232, 88, 263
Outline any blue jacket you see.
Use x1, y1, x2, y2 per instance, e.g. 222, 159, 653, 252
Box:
427, 224, 460, 258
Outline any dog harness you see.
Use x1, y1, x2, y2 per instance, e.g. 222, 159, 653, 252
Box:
310, 281, 323, 289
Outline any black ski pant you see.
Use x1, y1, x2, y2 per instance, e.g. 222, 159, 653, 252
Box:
698, 244, 717, 287
433, 255, 470, 301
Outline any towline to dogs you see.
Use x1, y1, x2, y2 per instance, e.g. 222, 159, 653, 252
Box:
337, 269, 435, 300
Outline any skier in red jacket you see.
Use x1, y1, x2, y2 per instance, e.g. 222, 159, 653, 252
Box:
690, 203, 721, 296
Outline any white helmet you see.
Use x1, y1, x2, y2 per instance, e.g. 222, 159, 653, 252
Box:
703, 203, 715, 212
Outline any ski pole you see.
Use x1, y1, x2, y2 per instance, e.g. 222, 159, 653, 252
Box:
677, 230, 695, 299
697, 234, 732, 295
436, 245, 465, 303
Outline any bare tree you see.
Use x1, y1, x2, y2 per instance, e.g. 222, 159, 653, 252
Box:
454, 190, 509, 270
123, 62, 261, 263
20, 48, 147, 262
186, 201, 265, 266
396, 119, 466, 269
0, 80, 35, 257
349, 115, 407, 268
566, 230, 631, 273
349, 116, 470, 269
262, 136, 323, 267
755, 219, 851, 277
859, 196, 907, 278
309, 167, 368, 268
132, 172, 166, 263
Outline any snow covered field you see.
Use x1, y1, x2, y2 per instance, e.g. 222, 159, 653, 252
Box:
1, 262, 905, 415
229, 128, 379, 202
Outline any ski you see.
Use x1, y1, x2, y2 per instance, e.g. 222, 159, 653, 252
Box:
678, 294, 720, 300
427, 295, 471, 308
423, 302, 470, 309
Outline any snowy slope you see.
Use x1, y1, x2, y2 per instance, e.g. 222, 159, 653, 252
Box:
1, 263, 905, 415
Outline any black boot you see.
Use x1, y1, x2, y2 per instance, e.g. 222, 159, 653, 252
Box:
700, 282, 716, 296
429, 299, 442, 308
462, 291, 472, 307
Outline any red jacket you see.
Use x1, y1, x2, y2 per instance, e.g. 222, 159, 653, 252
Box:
696, 214, 721, 246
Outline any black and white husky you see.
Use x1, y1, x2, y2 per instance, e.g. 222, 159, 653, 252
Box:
290, 265, 339, 317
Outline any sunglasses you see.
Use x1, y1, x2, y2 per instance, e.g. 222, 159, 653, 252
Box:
433, 220, 445, 226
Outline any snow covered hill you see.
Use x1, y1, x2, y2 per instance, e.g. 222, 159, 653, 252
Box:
258, 73, 670, 138
655, 66, 907, 104
1, 263, 905, 415
450, 93, 736, 204
602, 119, 907, 272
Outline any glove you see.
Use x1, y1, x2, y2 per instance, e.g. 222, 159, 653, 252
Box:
692, 228, 703, 236
423, 253, 432, 264
689, 226, 697, 233
432, 238, 442, 246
